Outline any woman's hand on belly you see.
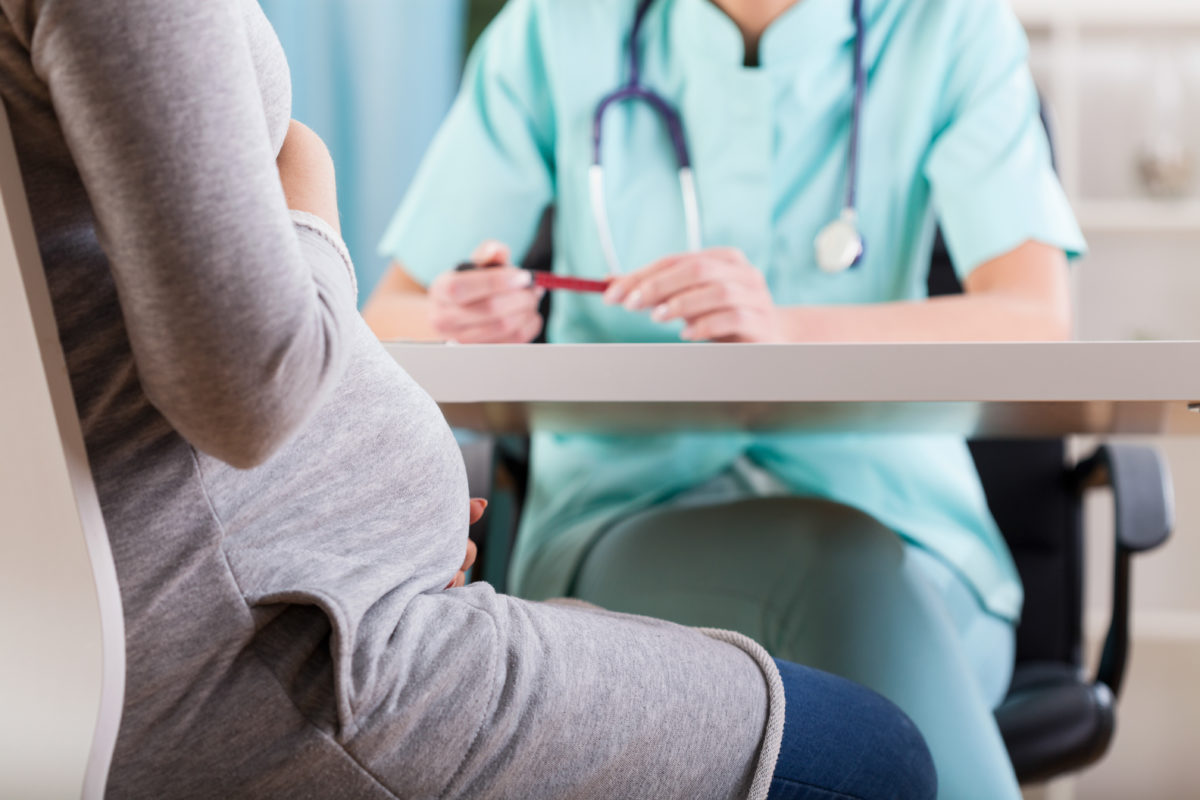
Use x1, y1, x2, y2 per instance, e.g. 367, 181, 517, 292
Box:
446, 499, 487, 589
604, 248, 784, 343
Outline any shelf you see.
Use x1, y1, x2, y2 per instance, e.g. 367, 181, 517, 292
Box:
1075, 199, 1200, 233
1012, 0, 1200, 29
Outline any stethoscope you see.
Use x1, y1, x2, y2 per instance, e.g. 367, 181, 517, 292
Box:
590, 0, 867, 276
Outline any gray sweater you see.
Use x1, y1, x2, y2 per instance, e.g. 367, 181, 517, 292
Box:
0, 1, 783, 797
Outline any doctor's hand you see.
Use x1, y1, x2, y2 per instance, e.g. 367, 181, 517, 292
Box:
604, 248, 784, 343
427, 241, 545, 344
447, 498, 487, 589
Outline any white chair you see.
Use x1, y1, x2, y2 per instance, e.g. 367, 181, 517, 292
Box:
0, 102, 125, 798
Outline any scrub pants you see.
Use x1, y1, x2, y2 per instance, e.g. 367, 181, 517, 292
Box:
573, 498, 1023, 800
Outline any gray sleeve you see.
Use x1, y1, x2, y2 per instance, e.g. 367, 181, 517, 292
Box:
29, 0, 358, 469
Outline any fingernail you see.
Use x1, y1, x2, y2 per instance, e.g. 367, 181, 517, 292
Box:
651, 304, 671, 323
604, 286, 623, 305
624, 290, 644, 310
681, 327, 696, 341
511, 271, 533, 288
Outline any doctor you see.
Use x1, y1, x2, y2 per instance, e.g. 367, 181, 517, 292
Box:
365, 0, 1085, 796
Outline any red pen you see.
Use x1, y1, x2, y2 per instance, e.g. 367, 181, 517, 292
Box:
456, 262, 611, 294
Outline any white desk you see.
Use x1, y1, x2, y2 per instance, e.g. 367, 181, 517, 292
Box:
386, 341, 1200, 436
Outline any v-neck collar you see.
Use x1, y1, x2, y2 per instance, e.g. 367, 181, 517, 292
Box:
671, 0, 860, 71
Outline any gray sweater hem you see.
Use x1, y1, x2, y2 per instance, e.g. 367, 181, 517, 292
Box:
700, 629, 784, 800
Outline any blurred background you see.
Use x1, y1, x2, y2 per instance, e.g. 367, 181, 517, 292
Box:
259, 1, 1200, 797
257, 0, 470, 297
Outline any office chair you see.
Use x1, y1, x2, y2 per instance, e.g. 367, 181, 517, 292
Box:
923, 96, 1171, 783
927, 237, 1174, 783
0, 103, 125, 798
461, 206, 1175, 785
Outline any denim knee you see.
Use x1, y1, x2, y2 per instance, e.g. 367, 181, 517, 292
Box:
769, 659, 937, 800
863, 695, 937, 800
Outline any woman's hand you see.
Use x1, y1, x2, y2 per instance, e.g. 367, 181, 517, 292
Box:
604, 248, 784, 343
427, 241, 545, 344
447, 498, 487, 589
276, 120, 341, 233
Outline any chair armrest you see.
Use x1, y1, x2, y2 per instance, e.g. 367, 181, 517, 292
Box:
1072, 444, 1174, 697
1075, 445, 1173, 554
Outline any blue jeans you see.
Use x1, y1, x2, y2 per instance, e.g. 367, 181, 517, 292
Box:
768, 658, 937, 800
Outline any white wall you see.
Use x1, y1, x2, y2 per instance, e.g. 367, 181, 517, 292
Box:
1016, 2, 1200, 796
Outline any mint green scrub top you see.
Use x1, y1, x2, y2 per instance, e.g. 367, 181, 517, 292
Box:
380, 0, 1086, 621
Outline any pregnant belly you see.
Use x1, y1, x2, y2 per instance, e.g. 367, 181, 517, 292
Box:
203, 322, 471, 596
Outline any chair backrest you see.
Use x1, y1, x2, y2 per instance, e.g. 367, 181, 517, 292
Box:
0, 102, 125, 799
969, 440, 1084, 668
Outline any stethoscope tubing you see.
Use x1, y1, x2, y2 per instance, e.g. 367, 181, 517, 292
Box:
590, 0, 866, 276
846, 0, 865, 212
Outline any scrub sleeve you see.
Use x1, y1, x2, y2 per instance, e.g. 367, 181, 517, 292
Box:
377, 0, 554, 285
924, 0, 1086, 275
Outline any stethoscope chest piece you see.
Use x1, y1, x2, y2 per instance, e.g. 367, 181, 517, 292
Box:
814, 208, 865, 274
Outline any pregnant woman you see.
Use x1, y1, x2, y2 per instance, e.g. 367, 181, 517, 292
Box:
0, 1, 932, 798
